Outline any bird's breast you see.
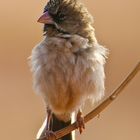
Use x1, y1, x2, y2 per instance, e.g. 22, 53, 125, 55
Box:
31, 35, 107, 115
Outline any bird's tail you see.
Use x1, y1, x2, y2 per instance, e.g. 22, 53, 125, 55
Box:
36, 114, 74, 140
51, 114, 72, 140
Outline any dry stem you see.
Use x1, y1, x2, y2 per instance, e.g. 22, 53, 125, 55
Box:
38, 61, 140, 140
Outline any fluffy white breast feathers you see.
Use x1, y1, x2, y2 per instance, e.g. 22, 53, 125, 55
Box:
30, 34, 108, 116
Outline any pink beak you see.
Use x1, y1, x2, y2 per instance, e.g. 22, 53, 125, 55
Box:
37, 11, 54, 24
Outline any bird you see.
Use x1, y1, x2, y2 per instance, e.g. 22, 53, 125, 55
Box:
30, 0, 108, 139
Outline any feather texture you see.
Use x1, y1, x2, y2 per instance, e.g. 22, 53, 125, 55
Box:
30, 34, 108, 121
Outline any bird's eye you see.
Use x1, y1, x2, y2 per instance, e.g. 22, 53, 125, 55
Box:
51, 11, 66, 23
58, 13, 66, 21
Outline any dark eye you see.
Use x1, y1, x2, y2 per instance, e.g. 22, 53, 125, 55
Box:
53, 13, 66, 23
58, 13, 66, 22
60, 14, 66, 20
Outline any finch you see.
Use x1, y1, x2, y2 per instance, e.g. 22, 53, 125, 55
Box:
30, 0, 108, 139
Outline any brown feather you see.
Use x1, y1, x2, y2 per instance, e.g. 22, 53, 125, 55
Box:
30, 0, 108, 123
30, 34, 108, 121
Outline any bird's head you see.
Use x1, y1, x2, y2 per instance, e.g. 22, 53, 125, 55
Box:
38, 0, 96, 43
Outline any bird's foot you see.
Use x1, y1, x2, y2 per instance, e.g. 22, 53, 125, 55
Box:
76, 111, 85, 134
45, 130, 56, 140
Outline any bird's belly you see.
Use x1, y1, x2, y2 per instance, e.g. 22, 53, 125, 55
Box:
31, 37, 106, 115
40, 53, 96, 115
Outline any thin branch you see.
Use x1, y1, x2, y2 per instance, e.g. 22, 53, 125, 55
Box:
38, 61, 140, 140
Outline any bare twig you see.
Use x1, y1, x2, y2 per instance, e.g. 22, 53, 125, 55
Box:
38, 61, 140, 140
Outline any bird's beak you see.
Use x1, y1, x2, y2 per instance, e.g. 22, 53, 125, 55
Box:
37, 11, 54, 24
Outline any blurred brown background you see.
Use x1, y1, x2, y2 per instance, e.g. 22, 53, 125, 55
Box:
0, 0, 140, 140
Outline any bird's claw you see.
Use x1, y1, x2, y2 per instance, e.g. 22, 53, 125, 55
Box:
76, 111, 85, 134
45, 130, 56, 140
